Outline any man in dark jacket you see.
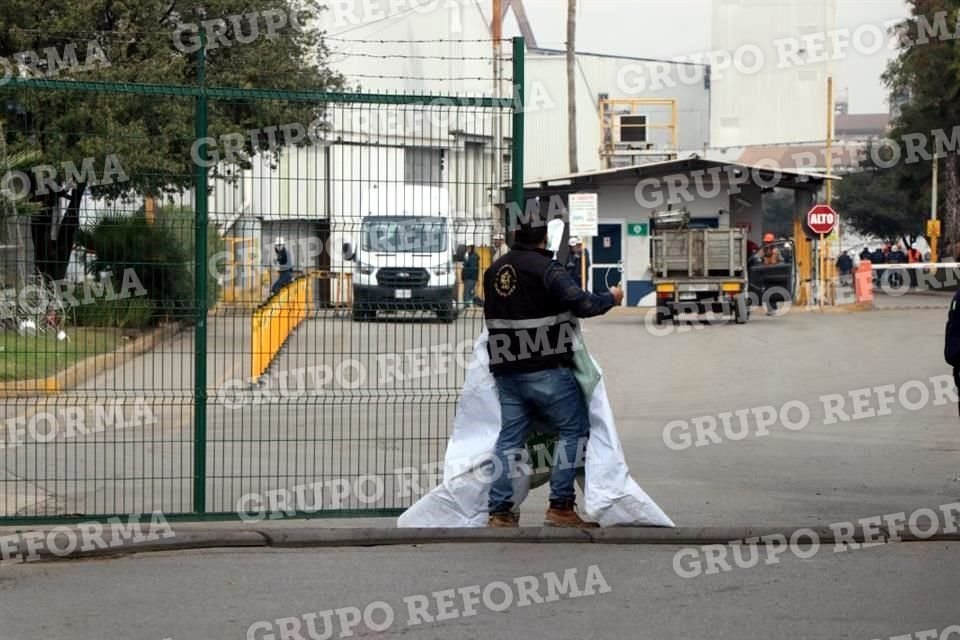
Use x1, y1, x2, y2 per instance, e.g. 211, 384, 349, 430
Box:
270, 237, 293, 296
836, 252, 853, 276
483, 215, 623, 528
564, 236, 591, 288
836, 251, 854, 287
887, 244, 908, 264
461, 245, 480, 305
945, 289, 960, 418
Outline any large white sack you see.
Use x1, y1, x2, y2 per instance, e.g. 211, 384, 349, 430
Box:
397, 330, 674, 528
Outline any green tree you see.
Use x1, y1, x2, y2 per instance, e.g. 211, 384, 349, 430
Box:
1, 1, 344, 281
79, 203, 223, 322
882, 0, 960, 250
834, 150, 927, 241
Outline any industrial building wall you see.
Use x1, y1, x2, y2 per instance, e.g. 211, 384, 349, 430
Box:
710, 0, 836, 147
524, 53, 712, 181
322, 1, 498, 97
240, 141, 494, 304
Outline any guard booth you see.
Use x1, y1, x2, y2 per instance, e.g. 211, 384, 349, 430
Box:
522, 159, 833, 306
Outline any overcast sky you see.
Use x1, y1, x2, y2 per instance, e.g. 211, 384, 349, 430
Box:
517, 0, 910, 114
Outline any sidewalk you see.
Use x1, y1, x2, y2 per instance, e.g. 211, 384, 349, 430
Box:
871, 290, 953, 310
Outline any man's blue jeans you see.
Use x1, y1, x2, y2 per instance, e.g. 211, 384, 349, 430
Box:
271, 270, 293, 295
463, 279, 477, 304
487, 367, 590, 514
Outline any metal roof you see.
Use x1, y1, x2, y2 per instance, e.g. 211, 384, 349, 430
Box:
524, 157, 838, 190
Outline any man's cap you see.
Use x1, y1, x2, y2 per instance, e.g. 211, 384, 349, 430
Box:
493, 233, 504, 240
568, 236, 581, 246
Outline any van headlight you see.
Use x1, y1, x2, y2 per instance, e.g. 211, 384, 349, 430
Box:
432, 261, 452, 276
358, 262, 374, 275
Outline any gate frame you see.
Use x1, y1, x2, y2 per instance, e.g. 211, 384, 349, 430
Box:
1, 37, 525, 525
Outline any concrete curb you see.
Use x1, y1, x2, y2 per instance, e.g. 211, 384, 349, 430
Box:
3, 530, 268, 565
0, 322, 183, 398
4, 525, 959, 565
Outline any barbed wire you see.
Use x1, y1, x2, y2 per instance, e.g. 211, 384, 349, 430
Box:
327, 51, 511, 61
3, 28, 510, 46
347, 73, 514, 82
323, 37, 511, 43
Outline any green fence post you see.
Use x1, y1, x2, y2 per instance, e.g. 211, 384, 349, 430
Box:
192, 34, 209, 514
511, 36, 525, 216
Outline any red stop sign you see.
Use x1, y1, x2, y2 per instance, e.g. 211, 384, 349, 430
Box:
807, 204, 838, 235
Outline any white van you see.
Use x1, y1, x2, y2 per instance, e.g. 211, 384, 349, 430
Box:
343, 185, 456, 322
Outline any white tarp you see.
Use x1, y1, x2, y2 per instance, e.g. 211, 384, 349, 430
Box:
398, 330, 674, 528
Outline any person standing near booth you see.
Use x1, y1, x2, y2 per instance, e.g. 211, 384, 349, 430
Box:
461, 244, 480, 306
493, 233, 510, 261
565, 236, 591, 288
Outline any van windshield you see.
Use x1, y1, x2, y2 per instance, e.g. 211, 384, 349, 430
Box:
361, 217, 448, 253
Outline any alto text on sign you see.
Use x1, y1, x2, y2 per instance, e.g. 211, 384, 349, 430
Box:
807, 204, 838, 235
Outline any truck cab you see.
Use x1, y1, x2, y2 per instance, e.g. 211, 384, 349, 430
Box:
343, 186, 457, 322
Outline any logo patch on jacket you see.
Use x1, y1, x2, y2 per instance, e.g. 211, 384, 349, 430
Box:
494, 264, 517, 297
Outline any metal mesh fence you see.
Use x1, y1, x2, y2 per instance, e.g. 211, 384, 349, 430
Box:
0, 40, 521, 522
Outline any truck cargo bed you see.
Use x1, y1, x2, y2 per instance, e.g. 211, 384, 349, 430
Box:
651, 228, 746, 279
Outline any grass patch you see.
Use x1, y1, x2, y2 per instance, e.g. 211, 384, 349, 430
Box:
0, 328, 120, 382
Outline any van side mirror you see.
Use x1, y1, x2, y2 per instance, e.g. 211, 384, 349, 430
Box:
342, 242, 355, 261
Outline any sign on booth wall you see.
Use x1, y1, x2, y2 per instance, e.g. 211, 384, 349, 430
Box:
569, 193, 598, 237
628, 223, 649, 237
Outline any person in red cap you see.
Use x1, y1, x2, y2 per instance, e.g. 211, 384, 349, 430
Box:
760, 233, 782, 265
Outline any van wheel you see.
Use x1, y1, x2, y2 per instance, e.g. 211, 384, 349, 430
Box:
353, 305, 374, 321
437, 304, 457, 323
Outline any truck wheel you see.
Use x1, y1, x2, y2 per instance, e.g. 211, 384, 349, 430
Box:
655, 305, 674, 326
733, 295, 748, 324
654, 306, 666, 325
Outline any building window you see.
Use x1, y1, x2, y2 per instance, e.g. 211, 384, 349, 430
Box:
404, 147, 442, 185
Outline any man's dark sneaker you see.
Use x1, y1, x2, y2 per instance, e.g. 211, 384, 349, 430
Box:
544, 501, 599, 528
488, 512, 518, 528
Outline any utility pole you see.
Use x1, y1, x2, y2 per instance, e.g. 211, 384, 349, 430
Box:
492, 0, 504, 222
930, 156, 939, 263
823, 75, 833, 308
566, 0, 579, 173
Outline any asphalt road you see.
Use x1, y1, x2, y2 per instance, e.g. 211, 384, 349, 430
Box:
2, 302, 958, 528
1, 542, 958, 640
